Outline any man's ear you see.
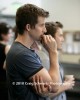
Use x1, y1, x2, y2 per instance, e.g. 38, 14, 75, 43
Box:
25, 24, 31, 31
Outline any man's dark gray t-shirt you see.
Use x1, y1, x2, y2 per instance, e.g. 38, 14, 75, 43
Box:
6, 42, 49, 100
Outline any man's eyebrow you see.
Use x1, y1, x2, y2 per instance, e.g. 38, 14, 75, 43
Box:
40, 23, 45, 26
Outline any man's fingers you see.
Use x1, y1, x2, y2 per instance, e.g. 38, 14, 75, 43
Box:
39, 76, 49, 93
32, 76, 37, 92
39, 76, 45, 92
33, 76, 49, 94
36, 75, 41, 94
70, 77, 75, 81
68, 80, 75, 87
41, 35, 47, 44
46, 35, 51, 42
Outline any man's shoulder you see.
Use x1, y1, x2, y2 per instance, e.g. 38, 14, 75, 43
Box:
10, 42, 32, 54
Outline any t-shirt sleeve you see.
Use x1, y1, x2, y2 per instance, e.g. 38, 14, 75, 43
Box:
15, 51, 43, 79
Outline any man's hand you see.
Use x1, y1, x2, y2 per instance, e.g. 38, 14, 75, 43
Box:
63, 75, 75, 90
49, 75, 75, 98
32, 75, 52, 96
49, 78, 75, 98
41, 35, 57, 53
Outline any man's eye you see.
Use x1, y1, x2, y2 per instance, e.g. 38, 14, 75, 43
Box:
40, 25, 43, 27
40, 24, 44, 27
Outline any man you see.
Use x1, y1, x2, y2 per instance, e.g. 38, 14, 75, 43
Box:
33, 22, 75, 100
6, 4, 60, 100
45, 22, 75, 100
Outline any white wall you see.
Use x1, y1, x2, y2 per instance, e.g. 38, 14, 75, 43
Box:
0, 0, 41, 8
40, 0, 80, 31
0, 0, 80, 31
0, 0, 41, 26
0, 0, 41, 15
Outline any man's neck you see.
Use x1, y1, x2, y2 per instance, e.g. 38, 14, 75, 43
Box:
31, 41, 42, 51
15, 32, 34, 49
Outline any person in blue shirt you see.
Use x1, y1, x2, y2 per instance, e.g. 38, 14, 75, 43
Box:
6, 4, 60, 100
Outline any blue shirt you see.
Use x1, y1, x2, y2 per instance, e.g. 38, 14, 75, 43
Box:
6, 42, 50, 100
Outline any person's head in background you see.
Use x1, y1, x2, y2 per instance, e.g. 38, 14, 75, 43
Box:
0, 22, 12, 43
16, 4, 49, 42
45, 22, 64, 51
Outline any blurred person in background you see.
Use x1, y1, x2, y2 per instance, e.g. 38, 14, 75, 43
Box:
45, 22, 75, 100
0, 22, 12, 100
31, 21, 75, 100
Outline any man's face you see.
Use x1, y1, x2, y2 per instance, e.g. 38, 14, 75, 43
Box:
54, 28, 64, 50
29, 16, 47, 41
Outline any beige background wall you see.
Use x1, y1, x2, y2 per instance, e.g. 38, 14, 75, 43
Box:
40, 0, 80, 31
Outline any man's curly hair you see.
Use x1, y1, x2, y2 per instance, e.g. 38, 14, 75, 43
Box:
16, 4, 49, 34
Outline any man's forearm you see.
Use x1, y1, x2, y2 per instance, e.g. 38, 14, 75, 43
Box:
48, 50, 60, 83
49, 84, 67, 98
37, 85, 64, 98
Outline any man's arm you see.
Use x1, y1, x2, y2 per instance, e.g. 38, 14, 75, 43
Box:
32, 75, 75, 97
30, 35, 60, 94
49, 78, 75, 98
